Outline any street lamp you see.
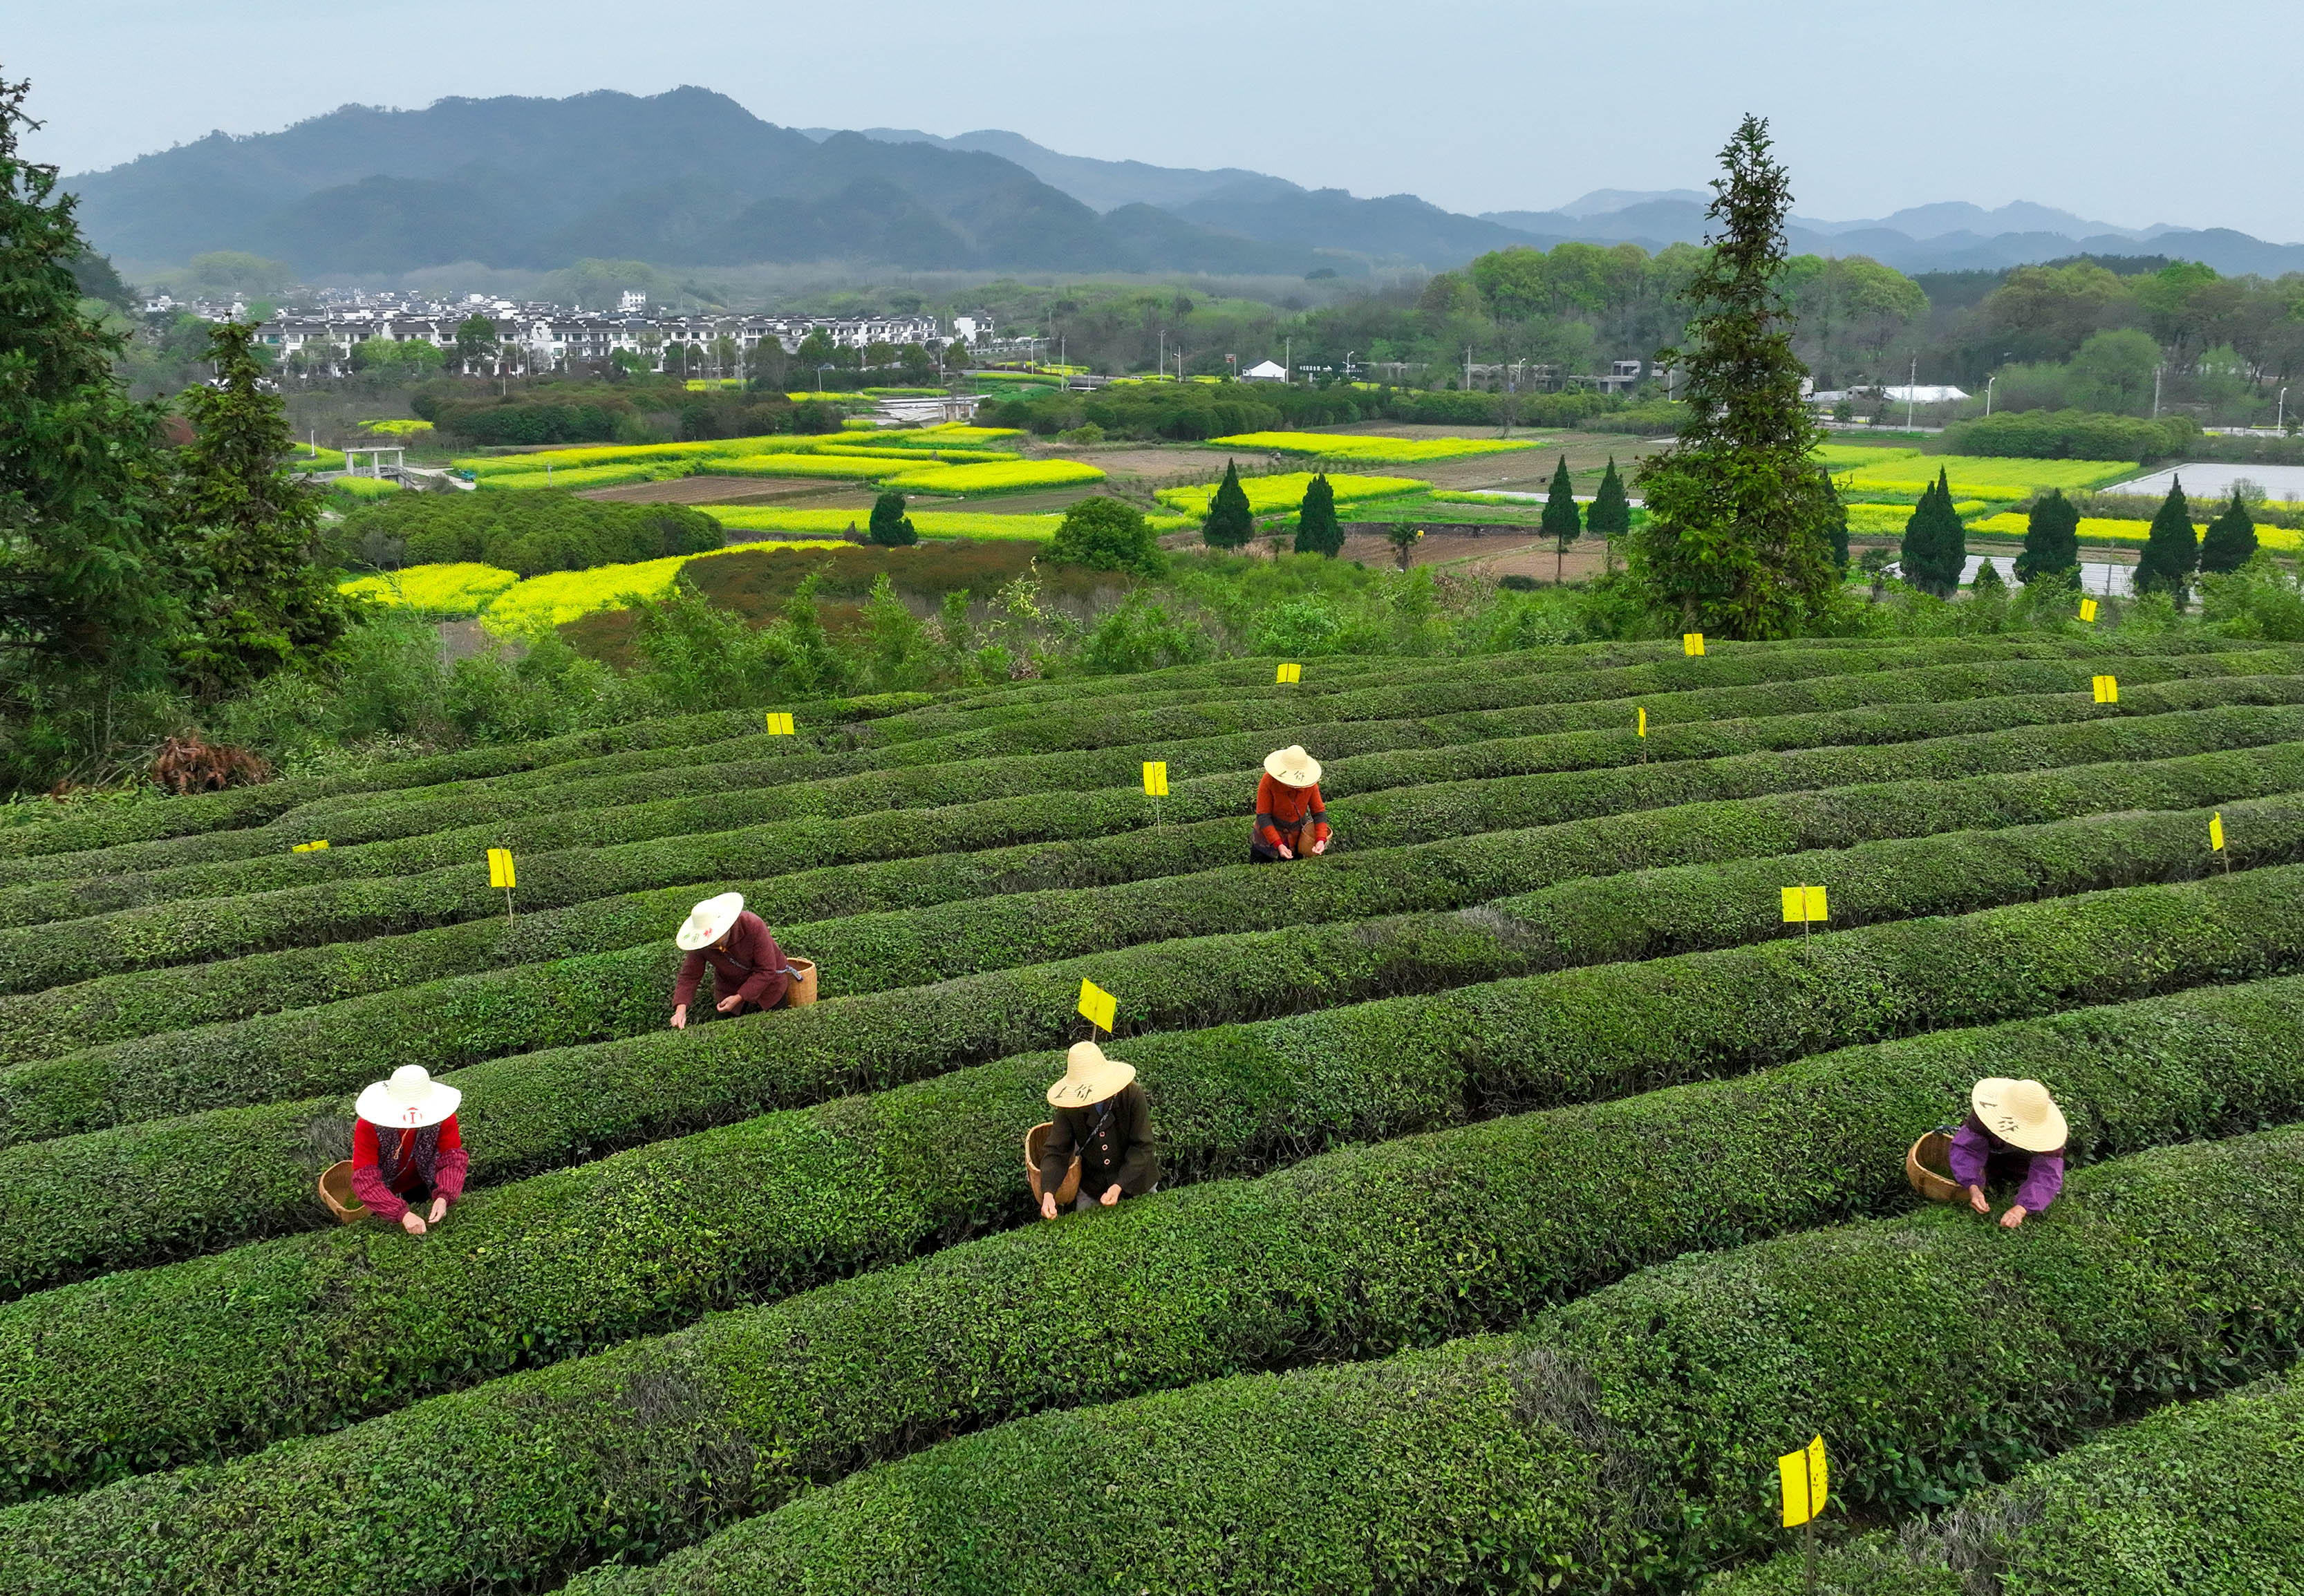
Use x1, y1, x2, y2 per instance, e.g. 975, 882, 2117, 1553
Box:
1985, 374, 1996, 416
2280, 386, 2289, 433
818, 362, 832, 394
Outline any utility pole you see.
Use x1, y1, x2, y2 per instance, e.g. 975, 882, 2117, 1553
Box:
1285, 335, 1291, 384
1985, 375, 1996, 416
1906, 356, 1917, 430
2280, 386, 2289, 432
1465, 345, 1473, 391
2153, 364, 2164, 418
1159, 328, 1165, 379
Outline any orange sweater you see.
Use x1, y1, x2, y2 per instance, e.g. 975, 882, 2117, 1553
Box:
1254, 773, 1330, 849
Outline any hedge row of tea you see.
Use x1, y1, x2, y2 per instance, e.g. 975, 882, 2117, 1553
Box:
2, 632, 2302, 1595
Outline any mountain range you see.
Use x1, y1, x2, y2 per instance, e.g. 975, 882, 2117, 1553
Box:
67, 88, 2304, 284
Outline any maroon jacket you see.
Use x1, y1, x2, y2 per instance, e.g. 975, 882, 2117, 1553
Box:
673, 909, 792, 1011
351, 1115, 468, 1223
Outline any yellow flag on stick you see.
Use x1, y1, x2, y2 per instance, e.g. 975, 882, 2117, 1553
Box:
1077, 978, 1117, 1033
1778, 1435, 1828, 1527
1142, 761, 1169, 798
2079, 597, 2099, 623
1780, 885, 1829, 923
1275, 661, 1302, 684
765, 711, 796, 735
1683, 632, 1705, 657
2092, 674, 2119, 704
1636, 706, 1647, 738
2210, 811, 2225, 852
291, 839, 330, 854
487, 847, 516, 890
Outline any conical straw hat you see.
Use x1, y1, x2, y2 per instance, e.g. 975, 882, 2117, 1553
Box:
1047, 1040, 1137, 1108
677, 892, 745, 951
1263, 744, 1322, 787
355, 1064, 462, 1130
1971, 1078, 2068, 1154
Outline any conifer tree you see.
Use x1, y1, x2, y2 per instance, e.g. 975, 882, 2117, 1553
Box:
1819, 468, 1849, 572
1292, 472, 1342, 556
1201, 458, 1255, 549
1899, 467, 1966, 598
2135, 477, 2200, 605
1542, 455, 1582, 582
1627, 115, 1839, 635
171, 321, 351, 694
0, 75, 178, 693
866, 490, 918, 547
2199, 488, 2258, 574
2015, 489, 2081, 583
1586, 456, 1632, 575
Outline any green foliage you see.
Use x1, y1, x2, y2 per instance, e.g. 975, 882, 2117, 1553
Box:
1587, 456, 1631, 543
1629, 117, 1839, 635
1291, 472, 1343, 557
17, 801, 2304, 1503
1542, 453, 1582, 579
2014, 487, 2081, 581
331, 489, 725, 577
169, 322, 351, 695
545, 1127, 2304, 1596
2199, 487, 2258, 574
2136, 476, 2201, 606
1200, 458, 1255, 548
864, 491, 916, 548
1900, 468, 1967, 598
1049, 496, 1163, 576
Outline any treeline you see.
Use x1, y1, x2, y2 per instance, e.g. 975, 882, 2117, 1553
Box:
982, 377, 1680, 441
410, 380, 842, 447
326, 495, 724, 576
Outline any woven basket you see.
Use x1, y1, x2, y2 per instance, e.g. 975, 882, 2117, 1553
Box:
1024, 1122, 1082, 1207
1906, 1130, 1962, 1203
317, 1160, 368, 1223
780, 958, 818, 1008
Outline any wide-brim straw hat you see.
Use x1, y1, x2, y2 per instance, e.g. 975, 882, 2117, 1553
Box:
677, 892, 746, 951
1047, 1040, 1137, 1108
1971, 1077, 2068, 1154
1264, 744, 1322, 787
356, 1064, 462, 1130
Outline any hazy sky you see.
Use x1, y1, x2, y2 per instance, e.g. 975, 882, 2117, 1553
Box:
15, 0, 2301, 238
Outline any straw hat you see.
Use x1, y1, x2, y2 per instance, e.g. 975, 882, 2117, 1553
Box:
1046, 1040, 1136, 1108
1971, 1078, 2068, 1154
677, 892, 746, 952
356, 1064, 462, 1130
1264, 744, 1322, 787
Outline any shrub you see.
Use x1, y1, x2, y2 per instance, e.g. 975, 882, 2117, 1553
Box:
552, 1127, 2304, 1596
1047, 496, 1163, 576
329, 492, 725, 578
863, 491, 916, 547
1940, 407, 2193, 463
2014, 488, 2080, 582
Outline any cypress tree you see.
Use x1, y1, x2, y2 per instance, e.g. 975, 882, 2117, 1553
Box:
2015, 489, 2081, 582
171, 320, 350, 695
1541, 454, 1582, 581
2199, 489, 2258, 574
1292, 472, 1342, 556
1201, 459, 1255, 550
2135, 477, 2200, 605
1587, 457, 1631, 538
1627, 115, 1839, 635
0, 75, 178, 695
866, 491, 918, 547
1899, 467, 1966, 598
1819, 468, 1848, 572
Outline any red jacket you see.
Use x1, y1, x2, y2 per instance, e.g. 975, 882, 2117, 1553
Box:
1254, 773, 1330, 849
351, 1114, 468, 1222
673, 909, 792, 1010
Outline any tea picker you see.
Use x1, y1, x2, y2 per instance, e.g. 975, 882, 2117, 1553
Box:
321, 1065, 469, 1236
1032, 1040, 1160, 1219
1249, 744, 1331, 863
668, 892, 814, 1029
1906, 1078, 2067, 1228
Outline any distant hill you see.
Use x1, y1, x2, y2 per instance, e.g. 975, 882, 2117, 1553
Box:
67, 91, 2304, 283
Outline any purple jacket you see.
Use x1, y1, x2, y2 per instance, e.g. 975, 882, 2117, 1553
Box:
1948, 1112, 2064, 1213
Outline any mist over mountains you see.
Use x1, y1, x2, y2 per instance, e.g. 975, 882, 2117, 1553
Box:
67, 87, 2304, 283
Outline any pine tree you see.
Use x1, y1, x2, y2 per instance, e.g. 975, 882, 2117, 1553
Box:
1293, 472, 1342, 556
1819, 468, 1848, 573
1542, 455, 1582, 582
171, 321, 350, 694
867, 491, 918, 547
1898, 467, 1966, 598
2135, 477, 2200, 605
1587, 457, 1631, 541
2015, 489, 2080, 583
1627, 115, 1839, 635
2199, 489, 2258, 574
0, 75, 178, 693
1201, 459, 1255, 549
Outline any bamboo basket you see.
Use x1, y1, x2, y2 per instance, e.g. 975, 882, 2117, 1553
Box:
780, 958, 818, 1007
1906, 1129, 1962, 1203
1024, 1123, 1082, 1207
318, 1160, 368, 1223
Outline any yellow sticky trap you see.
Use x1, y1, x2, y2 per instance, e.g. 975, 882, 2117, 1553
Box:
2092, 674, 2119, 704
765, 711, 796, 735
1683, 632, 1705, 657
1636, 706, 1647, 738
1780, 884, 1828, 923
1077, 978, 1117, 1033
1142, 761, 1169, 798
2210, 811, 2225, 852
1275, 662, 1302, 684
2079, 597, 2099, 623
1778, 1435, 1828, 1528
291, 839, 330, 854
487, 847, 516, 890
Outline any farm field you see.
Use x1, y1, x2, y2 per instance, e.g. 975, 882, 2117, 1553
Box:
6, 633, 2304, 1595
